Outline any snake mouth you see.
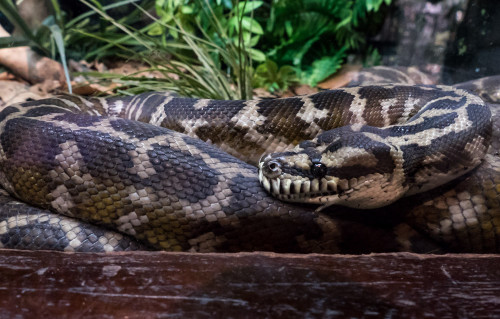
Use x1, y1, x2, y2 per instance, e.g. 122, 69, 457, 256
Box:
258, 170, 342, 202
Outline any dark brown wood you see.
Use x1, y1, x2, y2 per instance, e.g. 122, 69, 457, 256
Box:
0, 250, 499, 318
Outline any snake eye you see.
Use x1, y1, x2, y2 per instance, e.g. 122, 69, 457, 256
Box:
263, 159, 282, 178
310, 161, 327, 179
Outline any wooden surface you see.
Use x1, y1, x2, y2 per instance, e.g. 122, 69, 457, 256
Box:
0, 250, 499, 318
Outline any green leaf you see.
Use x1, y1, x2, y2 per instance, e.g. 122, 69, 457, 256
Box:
240, 17, 263, 34
34, 24, 52, 45
278, 65, 296, 80
181, 5, 193, 14
228, 16, 239, 32
0, 36, 31, 48
258, 0, 391, 86
48, 24, 72, 93
249, 48, 266, 62
263, 59, 279, 76
66, 0, 141, 28
49, 0, 63, 28
249, 35, 260, 47
284, 20, 293, 37
240, 31, 252, 45
291, 35, 321, 65
222, 0, 233, 9
301, 50, 346, 86
366, 0, 374, 11
254, 60, 298, 92
335, 15, 352, 30
147, 23, 164, 36
236, 1, 264, 15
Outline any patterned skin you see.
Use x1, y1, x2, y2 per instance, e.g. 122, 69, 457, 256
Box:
0, 68, 498, 253
258, 86, 491, 210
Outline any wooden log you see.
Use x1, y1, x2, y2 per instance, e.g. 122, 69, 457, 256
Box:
0, 250, 499, 318
0, 25, 65, 89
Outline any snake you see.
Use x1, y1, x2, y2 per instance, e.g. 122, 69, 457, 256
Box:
258, 85, 491, 210
0, 67, 499, 253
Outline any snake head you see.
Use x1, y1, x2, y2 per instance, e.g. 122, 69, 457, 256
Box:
258, 129, 407, 210
259, 151, 344, 211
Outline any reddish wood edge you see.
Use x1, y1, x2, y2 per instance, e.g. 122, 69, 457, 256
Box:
0, 250, 499, 318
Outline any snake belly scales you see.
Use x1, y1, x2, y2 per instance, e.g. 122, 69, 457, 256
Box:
0, 71, 499, 253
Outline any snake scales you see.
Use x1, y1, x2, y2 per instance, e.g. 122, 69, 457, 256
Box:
0, 67, 499, 253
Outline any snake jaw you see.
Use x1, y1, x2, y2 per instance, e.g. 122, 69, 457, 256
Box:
259, 153, 345, 204
259, 171, 343, 203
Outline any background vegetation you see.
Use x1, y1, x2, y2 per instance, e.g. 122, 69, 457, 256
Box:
0, 0, 391, 99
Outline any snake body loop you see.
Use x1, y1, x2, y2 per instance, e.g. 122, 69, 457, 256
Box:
0, 69, 498, 253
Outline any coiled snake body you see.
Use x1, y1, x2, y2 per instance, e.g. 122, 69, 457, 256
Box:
0, 68, 499, 253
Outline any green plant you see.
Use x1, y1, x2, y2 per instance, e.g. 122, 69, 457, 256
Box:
363, 46, 382, 67
75, 0, 259, 99
259, 0, 391, 86
0, 0, 392, 97
64, 0, 156, 61
0, 0, 155, 92
253, 59, 298, 92
149, 0, 265, 62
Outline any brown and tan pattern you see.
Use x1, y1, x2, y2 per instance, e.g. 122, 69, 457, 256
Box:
0, 190, 146, 252
0, 67, 498, 253
259, 85, 491, 209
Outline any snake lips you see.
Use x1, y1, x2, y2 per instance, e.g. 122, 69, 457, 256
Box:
258, 87, 492, 211
258, 154, 342, 211
258, 141, 408, 211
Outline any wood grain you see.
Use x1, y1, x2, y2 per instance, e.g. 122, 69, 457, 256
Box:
0, 250, 499, 318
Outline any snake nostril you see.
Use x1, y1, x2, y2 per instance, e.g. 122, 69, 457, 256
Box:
310, 161, 327, 179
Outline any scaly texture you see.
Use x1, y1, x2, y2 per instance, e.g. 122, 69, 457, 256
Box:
258, 85, 491, 209
0, 70, 498, 253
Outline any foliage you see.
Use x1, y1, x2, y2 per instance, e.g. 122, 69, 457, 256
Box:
363, 46, 382, 67
75, 0, 258, 99
259, 0, 391, 86
299, 48, 346, 87
0, 0, 392, 97
253, 59, 298, 93
150, 0, 265, 62
63, 0, 156, 61
116, 0, 392, 90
